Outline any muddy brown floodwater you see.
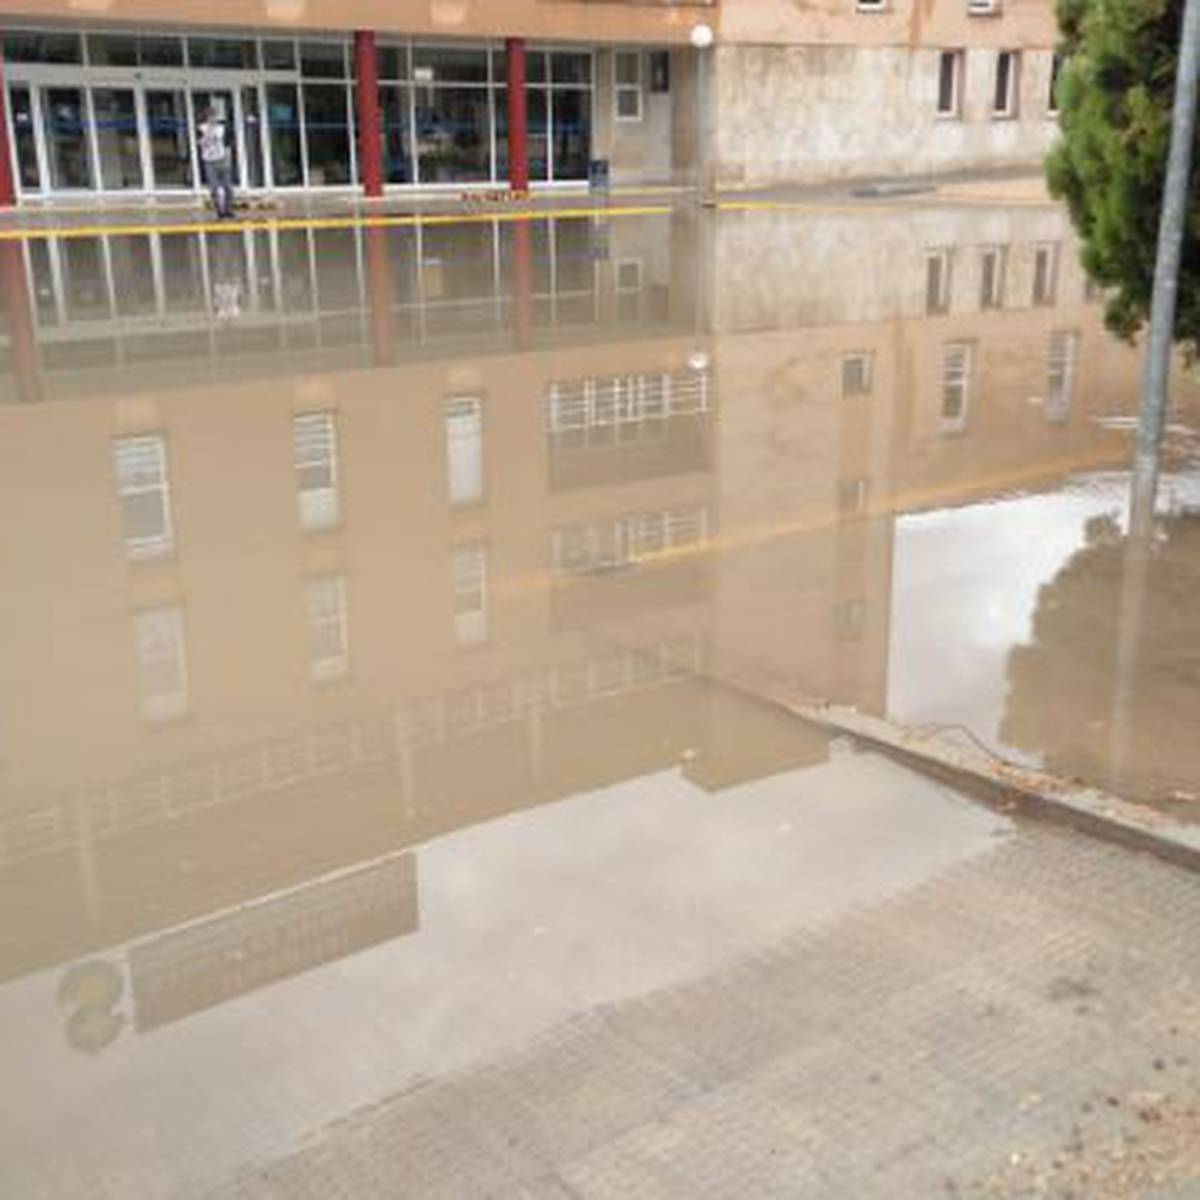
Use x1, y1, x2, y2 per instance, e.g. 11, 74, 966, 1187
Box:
2, 199, 1199, 1198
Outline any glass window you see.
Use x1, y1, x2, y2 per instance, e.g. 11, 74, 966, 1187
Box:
92, 88, 144, 190
993, 50, 1019, 116
304, 574, 349, 682
937, 50, 963, 116
377, 44, 407, 80
496, 87, 550, 183
614, 52, 643, 122
416, 87, 492, 182
980, 245, 1007, 308
552, 53, 591, 85
9, 87, 41, 191
445, 397, 484, 506
301, 42, 347, 79
133, 605, 189, 723
940, 343, 972, 432
263, 39, 297, 72
380, 84, 414, 183
87, 34, 138, 67
146, 89, 194, 190
294, 412, 340, 531
1049, 51, 1064, 115
266, 83, 304, 186
139, 36, 184, 67
42, 88, 93, 190
188, 38, 258, 70
242, 86, 267, 189
303, 84, 353, 186
4, 31, 82, 64
925, 248, 952, 314
113, 435, 175, 560
413, 45, 489, 84
552, 89, 591, 180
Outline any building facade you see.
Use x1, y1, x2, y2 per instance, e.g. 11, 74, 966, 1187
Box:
0, 0, 1062, 204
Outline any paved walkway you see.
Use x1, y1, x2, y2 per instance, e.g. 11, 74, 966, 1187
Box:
211, 823, 1200, 1199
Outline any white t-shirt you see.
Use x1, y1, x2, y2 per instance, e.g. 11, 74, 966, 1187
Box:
199, 120, 229, 164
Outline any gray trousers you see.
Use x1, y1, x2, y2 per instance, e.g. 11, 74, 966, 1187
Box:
203, 160, 235, 216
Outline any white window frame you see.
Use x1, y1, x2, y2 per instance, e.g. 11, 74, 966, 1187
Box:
292, 411, 340, 532
113, 433, 175, 560
614, 51, 644, 123
304, 573, 349, 683
1048, 51, 1064, 117
1045, 330, 1078, 425
444, 396, 484, 507
936, 49, 964, 118
992, 50, 1019, 118
841, 352, 874, 397
979, 244, 1007, 309
133, 604, 189, 724
1032, 241, 1060, 306
925, 247, 953, 314
940, 342, 973, 434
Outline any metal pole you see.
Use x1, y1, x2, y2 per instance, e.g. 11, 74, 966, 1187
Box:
1130, 0, 1200, 536
1109, 0, 1200, 793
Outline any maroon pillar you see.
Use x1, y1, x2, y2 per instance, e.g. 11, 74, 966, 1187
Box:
354, 31, 384, 199
0, 50, 16, 207
506, 38, 529, 195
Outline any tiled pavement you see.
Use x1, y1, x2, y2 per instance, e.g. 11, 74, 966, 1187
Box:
211, 824, 1200, 1198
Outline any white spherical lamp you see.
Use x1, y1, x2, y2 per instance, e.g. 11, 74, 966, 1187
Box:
690, 24, 715, 50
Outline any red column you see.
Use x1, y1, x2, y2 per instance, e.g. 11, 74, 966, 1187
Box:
512, 219, 534, 349
506, 38, 529, 195
354, 31, 384, 199
0, 49, 16, 207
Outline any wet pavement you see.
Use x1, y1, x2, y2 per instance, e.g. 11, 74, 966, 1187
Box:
2, 196, 1200, 1197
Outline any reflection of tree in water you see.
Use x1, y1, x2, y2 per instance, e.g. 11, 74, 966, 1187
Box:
1001, 512, 1200, 805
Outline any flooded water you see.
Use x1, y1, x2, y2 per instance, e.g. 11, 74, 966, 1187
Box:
2, 199, 1200, 1197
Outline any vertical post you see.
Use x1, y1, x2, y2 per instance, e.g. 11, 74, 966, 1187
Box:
1130, 0, 1200, 536
506, 37, 529, 195
689, 24, 715, 206
354, 30, 384, 199
512, 218, 534, 349
365, 224, 394, 366
0, 242, 41, 402
0, 47, 16, 207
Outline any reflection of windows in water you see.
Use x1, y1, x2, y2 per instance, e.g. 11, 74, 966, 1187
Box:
133, 605, 189, 723
940, 342, 973, 433
545, 367, 710, 450
444, 396, 484, 506
979, 245, 1007, 309
113, 434, 174, 559
293, 412, 339, 531
304, 573, 349, 682
1045, 330, 1078, 425
452, 543, 488, 645
842, 353, 873, 397
1032, 242, 1060, 305
925, 248, 952, 314
552, 506, 709, 576
838, 478, 870, 515
833, 599, 867, 641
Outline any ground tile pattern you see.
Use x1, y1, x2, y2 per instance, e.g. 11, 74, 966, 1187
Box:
212, 825, 1200, 1199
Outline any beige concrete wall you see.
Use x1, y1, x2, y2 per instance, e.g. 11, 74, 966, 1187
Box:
719, 0, 1056, 49
593, 47, 677, 184
714, 43, 1059, 188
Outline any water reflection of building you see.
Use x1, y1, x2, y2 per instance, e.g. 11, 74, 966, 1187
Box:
0, 202, 1147, 1017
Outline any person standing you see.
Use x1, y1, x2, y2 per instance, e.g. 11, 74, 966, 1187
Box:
197, 105, 235, 220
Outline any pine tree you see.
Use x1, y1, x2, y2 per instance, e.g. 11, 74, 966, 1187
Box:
1047, 0, 1200, 350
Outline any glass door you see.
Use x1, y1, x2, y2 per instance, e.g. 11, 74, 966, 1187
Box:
41, 86, 93, 190
145, 89, 194, 189
190, 88, 240, 186
91, 87, 144, 191
7, 85, 44, 193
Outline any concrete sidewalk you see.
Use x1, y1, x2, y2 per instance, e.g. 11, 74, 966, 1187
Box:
210, 822, 1200, 1200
